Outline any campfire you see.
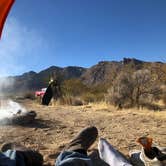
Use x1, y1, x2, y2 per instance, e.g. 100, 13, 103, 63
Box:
0, 99, 36, 125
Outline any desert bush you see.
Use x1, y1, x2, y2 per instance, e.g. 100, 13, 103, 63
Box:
106, 73, 134, 109
149, 63, 166, 84
132, 70, 162, 107
72, 98, 83, 106
162, 93, 166, 106
81, 91, 106, 103
82, 84, 108, 103
81, 93, 95, 103
59, 95, 83, 106
23, 91, 35, 100
60, 78, 109, 104
106, 69, 162, 109
62, 79, 89, 96
139, 102, 162, 111
59, 95, 72, 105
89, 83, 109, 94
93, 93, 105, 102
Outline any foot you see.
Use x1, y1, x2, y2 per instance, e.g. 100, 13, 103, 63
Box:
65, 126, 98, 153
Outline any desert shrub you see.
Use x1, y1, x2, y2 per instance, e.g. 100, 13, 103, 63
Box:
61, 78, 109, 104
82, 84, 108, 103
89, 83, 109, 94
106, 73, 133, 109
93, 93, 105, 102
59, 95, 72, 105
59, 95, 83, 106
132, 70, 162, 107
139, 102, 162, 111
162, 93, 166, 105
23, 91, 35, 100
62, 79, 89, 96
72, 98, 83, 106
106, 70, 162, 109
81, 93, 95, 103
149, 63, 166, 84
81, 91, 106, 103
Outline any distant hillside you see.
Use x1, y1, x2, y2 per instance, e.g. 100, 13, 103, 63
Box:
1, 66, 86, 93
81, 58, 164, 85
1, 58, 166, 94
81, 61, 122, 85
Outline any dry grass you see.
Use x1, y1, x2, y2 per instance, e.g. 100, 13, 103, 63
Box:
0, 99, 165, 165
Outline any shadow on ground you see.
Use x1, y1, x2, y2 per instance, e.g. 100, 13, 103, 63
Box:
1, 118, 61, 129
20, 119, 59, 129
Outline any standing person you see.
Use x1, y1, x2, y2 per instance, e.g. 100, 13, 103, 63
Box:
42, 78, 62, 106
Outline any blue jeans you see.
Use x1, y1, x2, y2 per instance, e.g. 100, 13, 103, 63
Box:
0, 150, 92, 166
0, 150, 25, 166
55, 151, 93, 166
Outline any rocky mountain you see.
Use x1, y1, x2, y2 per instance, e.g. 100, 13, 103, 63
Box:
81, 58, 149, 85
1, 66, 86, 93
1, 58, 166, 93
81, 61, 122, 85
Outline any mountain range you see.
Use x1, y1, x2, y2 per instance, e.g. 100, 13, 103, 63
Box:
1, 58, 166, 93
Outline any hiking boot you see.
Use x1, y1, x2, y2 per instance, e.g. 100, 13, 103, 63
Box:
1, 142, 43, 166
65, 126, 98, 153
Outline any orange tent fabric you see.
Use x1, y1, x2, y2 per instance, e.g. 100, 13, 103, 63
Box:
0, 0, 15, 38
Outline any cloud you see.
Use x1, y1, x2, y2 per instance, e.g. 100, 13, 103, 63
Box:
0, 17, 45, 76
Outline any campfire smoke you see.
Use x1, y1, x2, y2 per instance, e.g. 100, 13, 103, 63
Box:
0, 99, 27, 125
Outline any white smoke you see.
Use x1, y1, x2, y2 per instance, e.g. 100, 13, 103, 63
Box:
0, 17, 44, 123
0, 77, 15, 94
0, 17, 45, 76
0, 99, 27, 121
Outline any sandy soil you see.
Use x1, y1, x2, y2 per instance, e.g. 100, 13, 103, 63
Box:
0, 99, 166, 165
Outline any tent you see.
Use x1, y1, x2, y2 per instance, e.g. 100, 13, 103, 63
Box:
0, 0, 15, 38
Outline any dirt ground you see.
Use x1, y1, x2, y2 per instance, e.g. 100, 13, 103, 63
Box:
0, 99, 166, 165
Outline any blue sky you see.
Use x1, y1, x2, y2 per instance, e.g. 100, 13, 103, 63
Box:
0, 0, 166, 76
